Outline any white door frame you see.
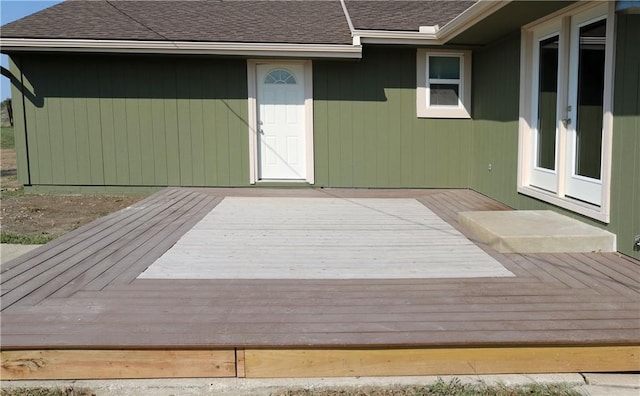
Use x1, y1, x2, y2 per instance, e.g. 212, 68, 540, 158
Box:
247, 59, 314, 184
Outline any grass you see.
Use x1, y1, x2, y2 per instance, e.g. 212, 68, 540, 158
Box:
273, 379, 583, 396
1, 231, 56, 245
0, 380, 583, 396
1, 126, 15, 149
0, 388, 94, 396
0, 186, 24, 197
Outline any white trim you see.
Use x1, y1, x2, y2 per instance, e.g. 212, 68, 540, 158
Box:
416, 49, 471, 119
354, 29, 439, 45
247, 62, 258, 185
304, 64, 315, 184
339, 0, 356, 34
247, 59, 314, 185
0, 38, 362, 59
517, 185, 610, 223
517, 2, 615, 223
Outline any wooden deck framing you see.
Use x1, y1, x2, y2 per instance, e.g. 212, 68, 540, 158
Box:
1, 188, 639, 379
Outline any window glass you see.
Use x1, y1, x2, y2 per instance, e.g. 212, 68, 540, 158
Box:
536, 35, 559, 170
429, 84, 459, 106
429, 56, 460, 79
575, 19, 606, 179
265, 69, 296, 84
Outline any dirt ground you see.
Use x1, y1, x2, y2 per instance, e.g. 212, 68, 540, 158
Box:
1, 148, 20, 189
0, 148, 144, 242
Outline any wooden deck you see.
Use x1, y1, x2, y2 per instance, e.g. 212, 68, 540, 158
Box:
1, 188, 639, 379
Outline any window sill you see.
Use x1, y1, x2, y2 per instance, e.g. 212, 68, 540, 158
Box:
417, 107, 471, 119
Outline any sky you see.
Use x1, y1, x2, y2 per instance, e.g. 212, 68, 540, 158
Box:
1, 0, 64, 100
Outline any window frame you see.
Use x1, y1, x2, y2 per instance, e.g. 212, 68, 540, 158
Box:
416, 49, 471, 118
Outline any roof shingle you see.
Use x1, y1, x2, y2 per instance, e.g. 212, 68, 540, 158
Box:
0, 0, 479, 45
345, 0, 476, 31
0, 0, 353, 45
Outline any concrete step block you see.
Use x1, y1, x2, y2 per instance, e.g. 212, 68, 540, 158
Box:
459, 210, 616, 253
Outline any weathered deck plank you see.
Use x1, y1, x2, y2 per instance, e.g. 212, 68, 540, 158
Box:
1, 187, 638, 362
1, 190, 195, 309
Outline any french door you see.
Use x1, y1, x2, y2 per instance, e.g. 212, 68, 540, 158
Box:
525, 3, 612, 213
565, 11, 607, 206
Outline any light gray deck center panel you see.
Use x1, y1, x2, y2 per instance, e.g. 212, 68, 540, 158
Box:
139, 197, 514, 279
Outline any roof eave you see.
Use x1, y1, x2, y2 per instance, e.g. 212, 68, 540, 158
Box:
351, 0, 512, 46
436, 0, 512, 42
0, 38, 362, 59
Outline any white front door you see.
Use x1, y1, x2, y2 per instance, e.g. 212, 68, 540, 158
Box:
256, 64, 306, 180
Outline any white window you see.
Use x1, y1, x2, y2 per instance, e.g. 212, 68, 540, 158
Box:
518, 2, 614, 222
417, 49, 471, 118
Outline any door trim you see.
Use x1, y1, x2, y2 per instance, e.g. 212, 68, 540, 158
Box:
247, 59, 314, 184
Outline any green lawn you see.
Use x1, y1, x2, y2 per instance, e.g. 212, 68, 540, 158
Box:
1, 126, 15, 149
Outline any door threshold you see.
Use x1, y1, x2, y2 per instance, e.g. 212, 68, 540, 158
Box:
256, 180, 313, 188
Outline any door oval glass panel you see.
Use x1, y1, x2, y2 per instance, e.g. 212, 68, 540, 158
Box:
264, 69, 297, 85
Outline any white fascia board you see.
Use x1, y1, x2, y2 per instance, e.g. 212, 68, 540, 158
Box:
436, 0, 511, 41
0, 38, 362, 59
354, 29, 441, 45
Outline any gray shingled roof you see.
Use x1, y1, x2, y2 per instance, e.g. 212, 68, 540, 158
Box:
0, 0, 478, 44
0, 0, 353, 45
344, 0, 477, 31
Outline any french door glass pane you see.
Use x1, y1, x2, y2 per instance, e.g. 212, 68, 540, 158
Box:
575, 19, 606, 180
430, 84, 459, 106
536, 35, 559, 170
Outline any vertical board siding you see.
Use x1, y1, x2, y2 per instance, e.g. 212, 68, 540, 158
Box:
313, 47, 471, 188
470, 26, 640, 259
470, 33, 521, 204
610, 14, 640, 259
14, 54, 249, 188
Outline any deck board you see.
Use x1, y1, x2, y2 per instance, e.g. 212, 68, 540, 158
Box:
1, 187, 638, 360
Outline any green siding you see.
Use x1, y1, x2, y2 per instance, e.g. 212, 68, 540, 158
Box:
11, 54, 249, 187
470, 33, 521, 203
610, 14, 640, 259
470, 23, 640, 259
313, 47, 471, 188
